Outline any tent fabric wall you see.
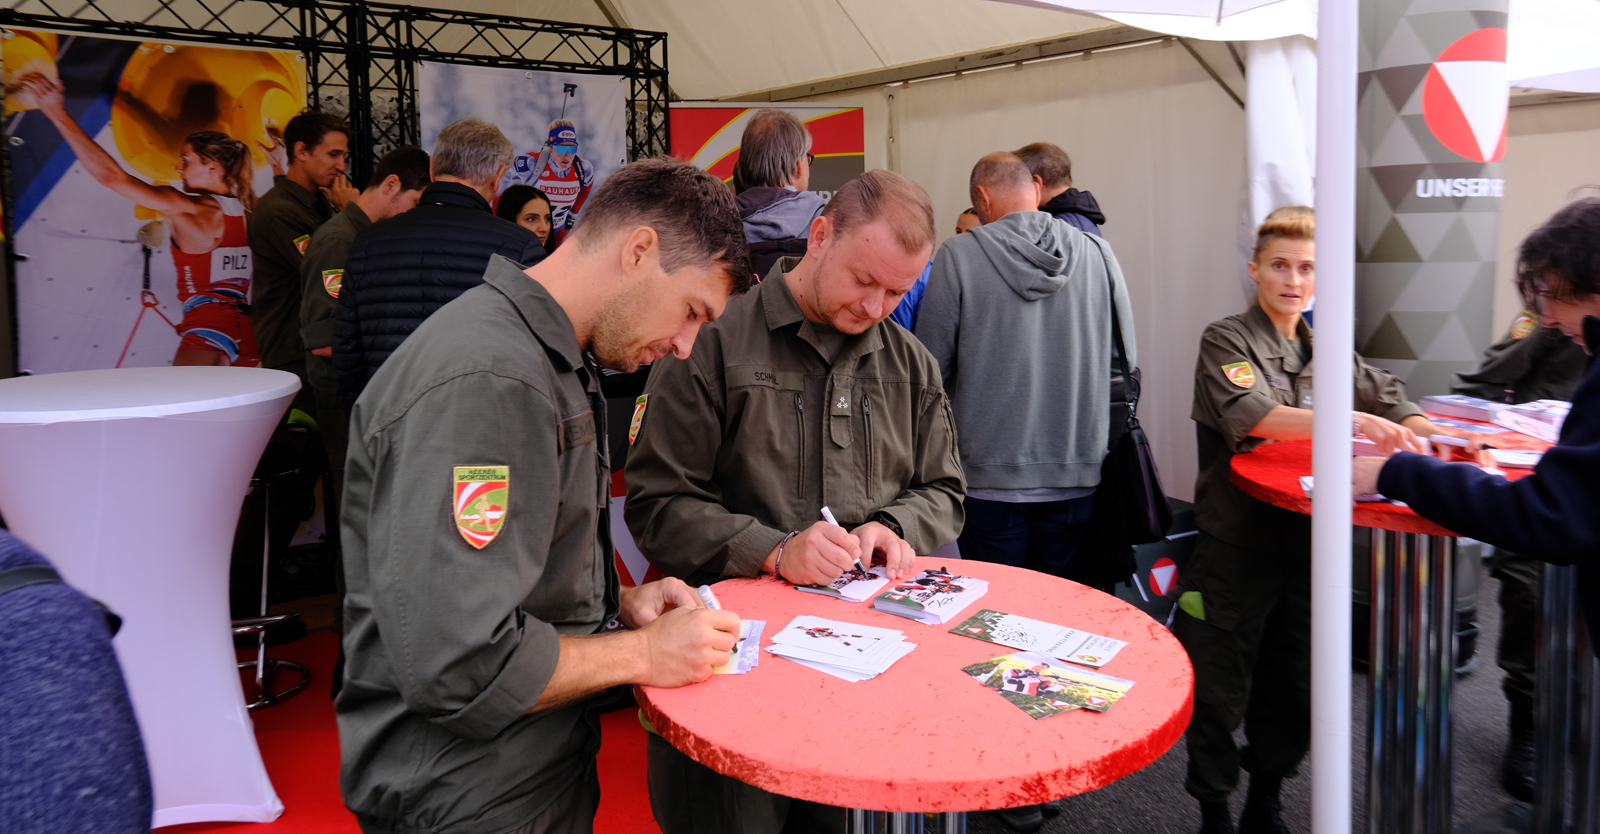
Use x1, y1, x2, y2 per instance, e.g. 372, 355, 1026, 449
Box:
1492, 98, 1600, 330
797, 40, 1248, 502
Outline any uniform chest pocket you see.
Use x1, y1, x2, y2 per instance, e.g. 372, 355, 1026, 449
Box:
724, 372, 810, 503
857, 383, 915, 508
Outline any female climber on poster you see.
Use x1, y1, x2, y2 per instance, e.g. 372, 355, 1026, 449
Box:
22, 72, 279, 367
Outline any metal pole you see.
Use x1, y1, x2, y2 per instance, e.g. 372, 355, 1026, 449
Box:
1368, 528, 1391, 834
1310, 0, 1359, 830
1402, 532, 1423, 833
1429, 536, 1456, 834
1575, 612, 1600, 833
1533, 563, 1571, 834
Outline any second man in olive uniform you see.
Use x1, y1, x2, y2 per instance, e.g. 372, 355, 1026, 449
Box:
297, 144, 429, 661
624, 170, 965, 834
1176, 208, 1476, 834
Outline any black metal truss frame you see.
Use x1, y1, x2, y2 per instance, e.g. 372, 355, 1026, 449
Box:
0, 0, 669, 181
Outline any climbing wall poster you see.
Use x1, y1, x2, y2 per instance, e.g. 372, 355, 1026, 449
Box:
669, 104, 865, 201
418, 63, 627, 248
4, 30, 306, 374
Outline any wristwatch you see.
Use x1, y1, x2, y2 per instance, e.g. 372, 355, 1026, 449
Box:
871, 511, 904, 538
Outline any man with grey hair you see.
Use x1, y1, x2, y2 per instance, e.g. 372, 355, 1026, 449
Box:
916, 154, 1134, 831
335, 117, 545, 406
733, 108, 827, 278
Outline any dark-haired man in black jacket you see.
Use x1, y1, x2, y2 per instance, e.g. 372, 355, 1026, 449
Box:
1355, 198, 1600, 657
334, 117, 545, 408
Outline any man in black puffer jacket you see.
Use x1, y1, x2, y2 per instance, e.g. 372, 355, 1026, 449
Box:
334, 118, 545, 408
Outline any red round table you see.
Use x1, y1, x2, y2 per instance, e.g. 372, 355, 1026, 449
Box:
1228, 429, 1548, 834
638, 557, 1193, 827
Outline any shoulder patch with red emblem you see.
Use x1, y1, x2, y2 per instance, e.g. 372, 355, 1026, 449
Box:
1510, 313, 1536, 341
628, 394, 648, 445
322, 269, 343, 298
1221, 361, 1256, 389
453, 466, 508, 549
294, 234, 310, 255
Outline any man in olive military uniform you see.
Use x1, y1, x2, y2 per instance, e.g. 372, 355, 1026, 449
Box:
1450, 311, 1588, 801
624, 170, 966, 834
337, 159, 751, 834
249, 111, 356, 406
297, 145, 428, 673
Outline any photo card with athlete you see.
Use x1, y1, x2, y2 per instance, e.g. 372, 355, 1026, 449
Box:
872, 567, 989, 624
712, 619, 767, 675
766, 615, 915, 681
962, 651, 1136, 718
796, 565, 892, 603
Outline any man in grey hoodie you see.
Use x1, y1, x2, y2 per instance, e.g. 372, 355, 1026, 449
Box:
733, 109, 828, 276
916, 152, 1135, 831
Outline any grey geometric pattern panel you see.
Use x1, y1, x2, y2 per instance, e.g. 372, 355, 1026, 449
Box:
1355, 0, 1508, 398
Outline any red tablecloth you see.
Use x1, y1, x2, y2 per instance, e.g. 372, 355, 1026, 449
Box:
1228, 417, 1549, 536
637, 557, 1194, 812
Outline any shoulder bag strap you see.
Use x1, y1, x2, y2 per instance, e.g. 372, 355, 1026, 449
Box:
0, 564, 63, 596
1083, 234, 1138, 421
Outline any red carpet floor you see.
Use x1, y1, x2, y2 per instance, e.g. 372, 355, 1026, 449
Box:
166, 630, 660, 833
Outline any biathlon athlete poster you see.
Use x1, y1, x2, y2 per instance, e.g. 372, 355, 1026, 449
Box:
4, 30, 305, 374
418, 63, 627, 247
669, 104, 865, 200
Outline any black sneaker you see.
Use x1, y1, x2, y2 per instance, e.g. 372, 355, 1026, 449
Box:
1501, 725, 1535, 802
995, 804, 1045, 833
1238, 774, 1290, 834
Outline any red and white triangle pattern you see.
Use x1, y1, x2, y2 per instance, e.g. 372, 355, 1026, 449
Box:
1421, 28, 1509, 164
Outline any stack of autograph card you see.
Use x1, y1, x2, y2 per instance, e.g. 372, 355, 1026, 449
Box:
712, 620, 767, 675
796, 565, 892, 603
949, 609, 1128, 668
963, 651, 1136, 719
764, 615, 916, 682
871, 567, 988, 624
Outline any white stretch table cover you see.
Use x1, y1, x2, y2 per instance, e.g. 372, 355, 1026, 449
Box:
0, 367, 299, 827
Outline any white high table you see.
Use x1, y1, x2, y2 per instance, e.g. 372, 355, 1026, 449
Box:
0, 367, 299, 827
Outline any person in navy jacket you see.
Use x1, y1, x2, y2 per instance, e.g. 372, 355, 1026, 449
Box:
1355, 198, 1600, 646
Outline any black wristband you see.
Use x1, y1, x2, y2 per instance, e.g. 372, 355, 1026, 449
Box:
871, 511, 903, 539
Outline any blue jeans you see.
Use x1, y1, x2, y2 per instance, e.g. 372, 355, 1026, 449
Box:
957, 494, 1095, 580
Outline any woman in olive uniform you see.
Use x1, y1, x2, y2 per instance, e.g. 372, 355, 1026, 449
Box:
1175, 208, 1475, 834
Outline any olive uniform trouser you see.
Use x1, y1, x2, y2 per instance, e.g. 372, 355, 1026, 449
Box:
647, 733, 846, 834
1172, 533, 1312, 803
1490, 549, 1538, 707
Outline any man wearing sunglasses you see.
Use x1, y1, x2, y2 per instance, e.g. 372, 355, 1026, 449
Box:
506, 120, 595, 247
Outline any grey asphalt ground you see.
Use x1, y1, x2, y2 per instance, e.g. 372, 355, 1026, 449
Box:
967, 565, 1522, 834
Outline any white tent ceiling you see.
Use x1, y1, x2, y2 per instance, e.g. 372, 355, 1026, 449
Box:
413, 0, 1114, 100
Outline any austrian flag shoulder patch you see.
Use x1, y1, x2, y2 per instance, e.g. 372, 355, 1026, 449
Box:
294, 234, 310, 255
453, 466, 509, 549
1222, 361, 1257, 389
322, 269, 343, 298
628, 394, 648, 445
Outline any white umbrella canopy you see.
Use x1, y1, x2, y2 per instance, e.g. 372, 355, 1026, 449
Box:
1508, 0, 1600, 92
991, 0, 1312, 40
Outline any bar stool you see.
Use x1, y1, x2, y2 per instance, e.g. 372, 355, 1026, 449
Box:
233, 459, 310, 711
